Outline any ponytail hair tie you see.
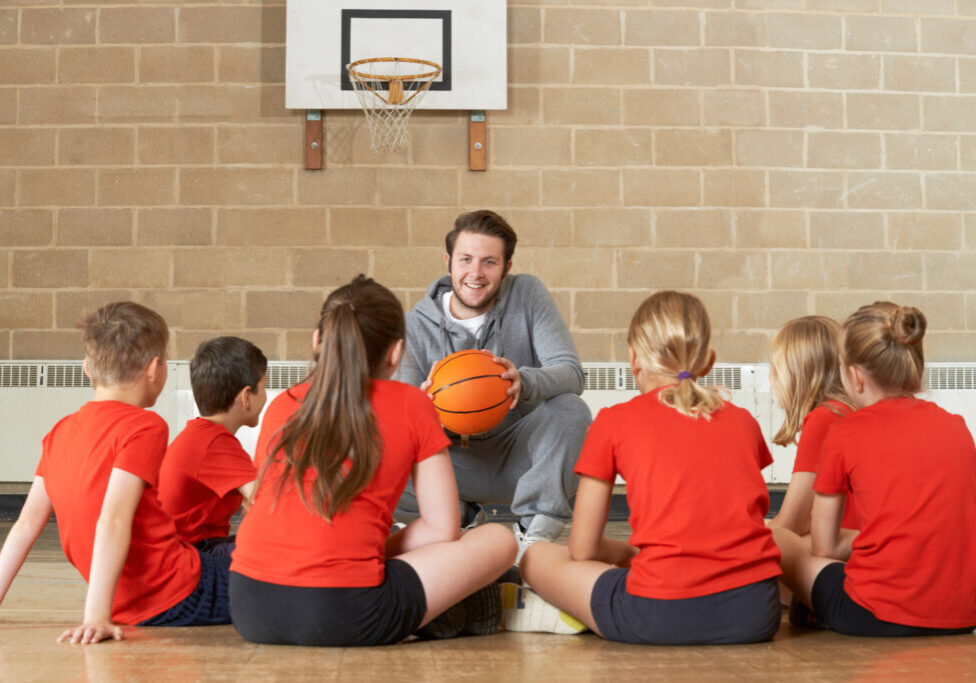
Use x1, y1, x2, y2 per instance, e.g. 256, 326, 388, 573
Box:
347, 302, 356, 312
677, 371, 693, 380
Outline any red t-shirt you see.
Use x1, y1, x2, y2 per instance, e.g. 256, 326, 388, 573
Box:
231, 379, 450, 588
792, 400, 859, 529
576, 388, 782, 600
815, 397, 976, 629
158, 418, 257, 545
36, 401, 201, 625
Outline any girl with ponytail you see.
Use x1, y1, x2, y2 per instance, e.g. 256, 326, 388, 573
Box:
229, 275, 517, 646
773, 302, 976, 637
506, 291, 782, 645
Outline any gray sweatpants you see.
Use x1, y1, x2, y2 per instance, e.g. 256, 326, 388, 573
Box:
396, 393, 591, 531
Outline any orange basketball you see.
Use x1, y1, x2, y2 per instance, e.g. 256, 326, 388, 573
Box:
428, 349, 513, 435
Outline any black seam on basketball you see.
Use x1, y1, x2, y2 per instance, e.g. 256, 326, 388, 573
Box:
429, 372, 505, 396
435, 395, 512, 414
429, 350, 494, 386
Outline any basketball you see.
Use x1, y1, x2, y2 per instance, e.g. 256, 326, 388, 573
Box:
427, 350, 513, 435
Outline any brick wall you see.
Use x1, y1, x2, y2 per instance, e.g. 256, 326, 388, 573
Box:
2, 1, 975, 363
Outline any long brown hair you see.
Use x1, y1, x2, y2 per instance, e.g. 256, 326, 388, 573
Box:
842, 301, 926, 396
627, 290, 724, 419
268, 275, 405, 520
770, 316, 853, 446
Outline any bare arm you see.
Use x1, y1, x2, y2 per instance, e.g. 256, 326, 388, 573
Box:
385, 450, 460, 556
0, 476, 53, 606
237, 480, 256, 512
568, 476, 637, 567
59, 468, 146, 645
767, 472, 816, 535
810, 492, 847, 560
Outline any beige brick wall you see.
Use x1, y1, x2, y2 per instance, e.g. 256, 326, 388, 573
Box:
2, 1, 976, 363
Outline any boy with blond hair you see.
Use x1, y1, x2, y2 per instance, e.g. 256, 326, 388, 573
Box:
0, 302, 230, 644
159, 336, 267, 555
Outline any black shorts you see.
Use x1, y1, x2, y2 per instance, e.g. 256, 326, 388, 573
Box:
139, 547, 231, 627
590, 568, 780, 645
229, 559, 428, 646
811, 562, 976, 637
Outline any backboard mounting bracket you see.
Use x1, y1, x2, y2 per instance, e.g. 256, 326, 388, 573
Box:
469, 110, 486, 171
305, 109, 323, 170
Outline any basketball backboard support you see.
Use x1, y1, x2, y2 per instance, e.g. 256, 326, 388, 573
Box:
286, 0, 507, 111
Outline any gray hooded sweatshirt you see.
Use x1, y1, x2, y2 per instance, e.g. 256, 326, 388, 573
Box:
397, 273, 585, 435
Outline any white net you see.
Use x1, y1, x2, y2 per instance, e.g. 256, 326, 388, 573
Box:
346, 58, 442, 153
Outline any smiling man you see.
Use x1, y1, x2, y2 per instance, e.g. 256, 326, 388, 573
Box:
396, 210, 591, 559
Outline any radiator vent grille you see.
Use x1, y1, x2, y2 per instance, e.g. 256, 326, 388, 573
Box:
583, 365, 628, 390
0, 363, 91, 388
0, 364, 39, 388
45, 364, 91, 388
266, 363, 309, 390
702, 366, 742, 390
925, 365, 976, 390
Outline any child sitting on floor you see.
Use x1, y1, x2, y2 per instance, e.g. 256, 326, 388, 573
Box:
766, 316, 858, 542
229, 275, 518, 646
772, 302, 976, 636
506, 290, 782, 645
0, 302, 230, 644
159, 336, 267, 557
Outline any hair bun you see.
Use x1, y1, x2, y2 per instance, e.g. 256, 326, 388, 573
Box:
891, 306, 926, 345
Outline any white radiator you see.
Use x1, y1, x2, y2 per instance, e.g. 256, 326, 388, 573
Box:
2, 361, 975, 485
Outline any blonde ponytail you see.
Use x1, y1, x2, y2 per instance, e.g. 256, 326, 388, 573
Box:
628, 291, 724, 419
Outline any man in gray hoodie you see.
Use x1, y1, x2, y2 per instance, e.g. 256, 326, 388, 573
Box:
396, 210, 591, 556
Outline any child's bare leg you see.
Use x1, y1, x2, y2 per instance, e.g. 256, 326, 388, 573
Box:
519, 541, 610, 636
771, 527, 837, 608
397, 523, 517, 626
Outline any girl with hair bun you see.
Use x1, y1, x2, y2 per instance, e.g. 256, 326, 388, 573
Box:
506, 291, 782, 645
773, 302, 976, 637
766, 316, 858, 539
229, 275, 517, 646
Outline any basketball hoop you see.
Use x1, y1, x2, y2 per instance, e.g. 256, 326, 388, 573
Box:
346, 57, 442, 153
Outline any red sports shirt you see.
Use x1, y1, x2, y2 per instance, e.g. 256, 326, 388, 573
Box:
231, 380, 450, 587
37, 401, 200, 624
791, 400, 859, 529
158, 418, 257, 545
815, 397, 976, 629
576, 388, 782, 600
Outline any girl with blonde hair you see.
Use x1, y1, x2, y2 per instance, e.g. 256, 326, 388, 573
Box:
229, 275, 517, 645
766, 316, 857, 539
506, 291, 782, 644
773, 302, 976, 636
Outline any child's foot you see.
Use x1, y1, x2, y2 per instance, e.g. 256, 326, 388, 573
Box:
500, 583, 587, 635
416, 583, 503, 639
788, 596, 830, 630
460, 584, 502, 636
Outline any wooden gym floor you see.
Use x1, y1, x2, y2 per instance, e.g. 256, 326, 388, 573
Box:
1, 520, 974, 681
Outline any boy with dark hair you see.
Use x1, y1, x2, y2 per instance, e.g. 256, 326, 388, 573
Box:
0, 302, 230, 645
159, 337, 267, 556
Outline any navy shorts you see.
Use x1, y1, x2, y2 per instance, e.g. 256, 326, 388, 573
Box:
139, 547, 231, 627
194, 535, 235, 559
590, 568, 780, 645
229, 558, 428, 647
811, 562, 976, 637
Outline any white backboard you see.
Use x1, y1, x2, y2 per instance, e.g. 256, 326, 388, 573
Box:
286, 0, 507, 110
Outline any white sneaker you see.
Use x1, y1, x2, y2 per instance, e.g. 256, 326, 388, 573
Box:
513, 517, 562, 564
500, 583, 587, 635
